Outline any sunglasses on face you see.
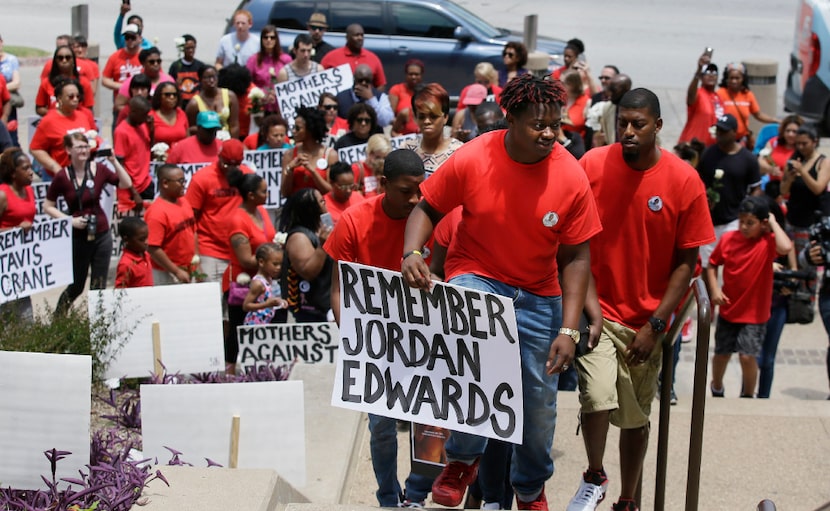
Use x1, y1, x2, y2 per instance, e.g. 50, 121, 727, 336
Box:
355, 78, 372, 84
355, 117, 372, 125
322, 104, 338, 110
56, 55, 73, 61
124, 34, 138, 41
162, 91, 178, 97
145, 58, 162, 65
503, 51, 515, 57
309, 25, 326, 31
262, 34, 277, 40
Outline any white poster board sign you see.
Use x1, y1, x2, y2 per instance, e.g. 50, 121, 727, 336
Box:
275, 64, 353, 131
243, 148, 285, 208
0, 218, 73, 304
0, 351, 91, 490
141, 380, 306, 486
332, 262, 523, 443
90, 282, 224, 379
237, 322, 338, 366
336, 134, 418, 166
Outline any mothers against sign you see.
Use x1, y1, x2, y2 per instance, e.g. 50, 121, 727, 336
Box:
0, 218, 73, 304
275, 65, 353, 131
332, 262, 523, 443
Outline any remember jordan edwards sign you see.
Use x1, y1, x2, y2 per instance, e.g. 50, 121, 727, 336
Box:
0, 218, 73, 303
332, 262, 524, 443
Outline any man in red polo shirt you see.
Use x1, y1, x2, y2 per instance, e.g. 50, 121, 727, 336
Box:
102, 24, 143, 102
320, 23, 386, 91
167, 111, 222, 164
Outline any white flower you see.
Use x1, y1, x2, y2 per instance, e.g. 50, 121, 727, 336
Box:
191, 254, 201, 265
274, 231, 288, 246
236, 272, 251, 285
248, 87, 265, 100
151, 142, 170, 157
269, 67, 276, 77
714, 169, 725, 180
174, 37, 186, 50
84, 129, 98, 150
216, 130, 231, 142
234, 43, 241, 52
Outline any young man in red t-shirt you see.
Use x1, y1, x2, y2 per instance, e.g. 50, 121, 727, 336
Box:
166, 111, 222, 164
114, 96, 153, 211
401, 75, 602, 510
325, 149, 433, 508
102, 24, 143, 107
568, 89, 716, 511
144, 163, 198, 285
706, 196, 791, 398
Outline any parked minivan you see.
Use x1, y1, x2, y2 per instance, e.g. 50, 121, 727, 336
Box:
785, 0, 830, 132
227, 0, 566, 97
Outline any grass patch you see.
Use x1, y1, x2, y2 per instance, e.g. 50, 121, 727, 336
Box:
5, 45, 50, 58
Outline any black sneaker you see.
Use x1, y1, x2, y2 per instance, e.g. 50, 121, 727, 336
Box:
710, 384, 725, 398
612, 499, 639, 511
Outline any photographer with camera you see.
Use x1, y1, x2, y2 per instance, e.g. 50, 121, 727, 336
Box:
801, 224, 830, 399
44, 132, 136, 315
781, 126, 830, 255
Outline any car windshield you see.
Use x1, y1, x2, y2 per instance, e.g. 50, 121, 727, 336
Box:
440, 1, 501, 38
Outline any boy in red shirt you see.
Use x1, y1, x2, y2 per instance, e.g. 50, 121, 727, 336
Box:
706, 196, 792, 398
115, 216, 153, 288
144, 163, 198, 285
325, 149, 433, 508
323, 161, 364, 226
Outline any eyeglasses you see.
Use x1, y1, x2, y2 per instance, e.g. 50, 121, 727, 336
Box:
124, 34, 138, 41
72, 145, 90, 151
56, 55, 73, 61
165, 178, 187, 185
502, 51, 515, 58
322, 104, 338, 110
262, 34, 277, 40
355, 117, 372, 125
145, 58, 162, 64
162, 91, 179, 97
65, 94, 80, 99
309, 25, 326, 31
355, 78, 371, 84
335, 183, 356, 191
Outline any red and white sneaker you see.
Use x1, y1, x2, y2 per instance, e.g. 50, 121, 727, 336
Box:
430, 459, 479, 507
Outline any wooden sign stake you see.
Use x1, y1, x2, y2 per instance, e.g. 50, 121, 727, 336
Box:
152, 321, 163, 379
229, 414, 241, 468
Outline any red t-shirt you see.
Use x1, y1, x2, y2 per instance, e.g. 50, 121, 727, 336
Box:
433, 206, 462, 248
151, 108, 190, 147
35, 76, 96, 110
0, 184, 36, 228
562, 92, 590, 137
324, 195, 432, 270
388, 83, 418, 134
717, 88, 760, 140
114, 121, 152, 205
709, 231, 777, 324
421, 130, 602, 296
323, 190, 365, 225
678, 87, 721, 146
580, 144, 716, 328
243, 133, 259, 150
116, 248, 154, 288
29, 109, 97, 174
144, 196, 197, 270
166, 136, 222, 165
222, 206, 276, 292
289, 146, 331, 193
0, 75, 10, 108
102, 49, 143, 100
329, 116, 350, 140
320, 47, 386, 88
764, 141, 795, 182
351, 161, 380, 197
184, 163, 254, 259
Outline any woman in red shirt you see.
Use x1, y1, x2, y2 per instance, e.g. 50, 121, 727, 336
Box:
35, 46, 95, 116
717, 62, 778, 145
560, 70, 591, 140
280, 106, 338, 198
758, 114, 802, 181
222, 168, 275, 373
150, 81, 189, 147
389, 58, 424, 136
0, 147, 36, 318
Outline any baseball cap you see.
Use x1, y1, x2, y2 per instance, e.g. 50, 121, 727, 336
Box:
308, 12, 328, 28
219, 139, 245, 164
463, 84, 488, 106
122, 23, 140, 35
196, 111, 222, 129
702, 63, 718, 74
714, 114, 738, 132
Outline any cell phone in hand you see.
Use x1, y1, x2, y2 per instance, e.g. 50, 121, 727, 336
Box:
97, 148, 113, 158
703, 47, 714, 58
320, 212, 334, 230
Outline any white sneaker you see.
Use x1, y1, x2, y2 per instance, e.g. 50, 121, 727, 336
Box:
566, 476, 608, 511
481, 502, 501, 510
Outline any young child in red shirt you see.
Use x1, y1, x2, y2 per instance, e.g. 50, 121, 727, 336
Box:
115, 216, 154, 288
706, 196, 792, 398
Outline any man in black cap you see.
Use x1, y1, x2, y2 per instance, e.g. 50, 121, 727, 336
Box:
306, 12, 334, 63
697, 113, 762, 267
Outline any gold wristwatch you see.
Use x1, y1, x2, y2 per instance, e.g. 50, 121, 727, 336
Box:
559, 327, 580, 344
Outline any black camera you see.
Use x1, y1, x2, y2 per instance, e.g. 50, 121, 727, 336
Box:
808, 215, 830, 264
86, 214, 97, 241
773, 269, 814, 293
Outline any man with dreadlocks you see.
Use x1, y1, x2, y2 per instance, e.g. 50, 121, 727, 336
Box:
401, 74, 602, 510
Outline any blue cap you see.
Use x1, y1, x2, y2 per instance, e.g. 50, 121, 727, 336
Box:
196, 111, 222, 129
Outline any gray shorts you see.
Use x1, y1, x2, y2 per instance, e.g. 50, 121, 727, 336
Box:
714, 317, 765, 357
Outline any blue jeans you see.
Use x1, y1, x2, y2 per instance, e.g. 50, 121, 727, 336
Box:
757, 298, 788, 398
444, 273, 562, 501
368, 414, 433, 506
819, 293, 830, 393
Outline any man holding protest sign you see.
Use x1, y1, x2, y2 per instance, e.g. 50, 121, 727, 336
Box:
325, 149, 434, 508
565, 89, 715, 511
401, 74, 602, 510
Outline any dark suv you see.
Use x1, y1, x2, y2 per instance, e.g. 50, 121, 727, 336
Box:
228, 0, 566, 96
